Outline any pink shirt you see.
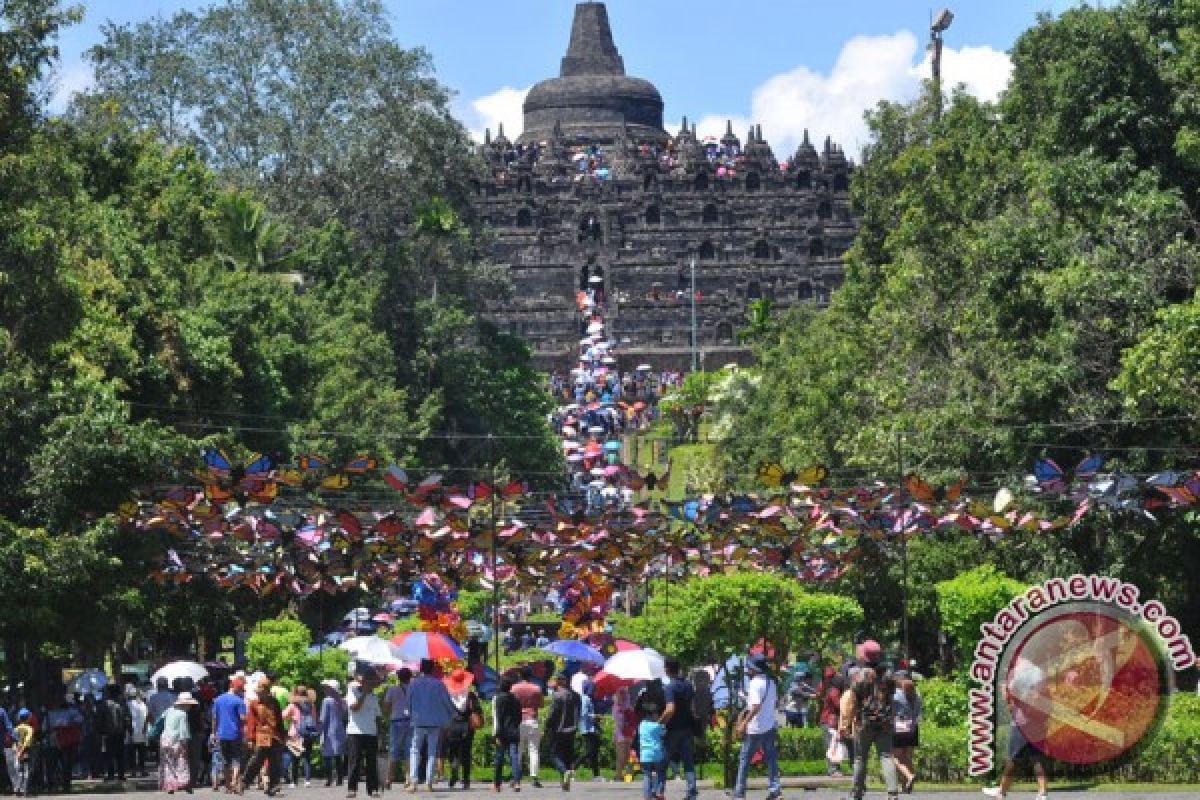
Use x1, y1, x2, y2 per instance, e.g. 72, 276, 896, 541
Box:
510, 681, 544, 722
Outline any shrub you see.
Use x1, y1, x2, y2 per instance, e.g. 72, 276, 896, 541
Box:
918, 676, 968, 728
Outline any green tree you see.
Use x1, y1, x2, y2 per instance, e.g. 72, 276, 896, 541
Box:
245, 617, 348, 690
623, 573, 861, 784
935, 565, 1026, 669
0, 0, 81, 146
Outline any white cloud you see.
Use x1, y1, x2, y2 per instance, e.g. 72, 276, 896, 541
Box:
743, 30, 1012, 160
464, 85, 529, 143
462, 29, 1012, 159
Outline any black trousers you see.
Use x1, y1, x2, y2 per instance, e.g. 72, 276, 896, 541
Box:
346, 734, 378, 794
550, 732, 576, 776
103, 734, 126, 779
574, 732, 599, 776
446, 734, 474, 787
244, 744, 281, 790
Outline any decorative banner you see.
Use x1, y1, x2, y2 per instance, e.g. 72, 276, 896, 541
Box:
126, 448, 1199, 598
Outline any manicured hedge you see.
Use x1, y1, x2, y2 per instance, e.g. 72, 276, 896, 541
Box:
459, 696, 1200, 784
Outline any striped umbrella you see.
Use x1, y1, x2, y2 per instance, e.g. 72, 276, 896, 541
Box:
391, 631, 465, 661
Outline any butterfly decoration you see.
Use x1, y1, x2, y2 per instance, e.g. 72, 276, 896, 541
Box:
1030, 454, 1105, 494
903, 474, 966, 505
757, 462, 828, 488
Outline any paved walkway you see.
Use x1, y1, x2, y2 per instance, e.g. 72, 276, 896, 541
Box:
55, 779, 1200, 800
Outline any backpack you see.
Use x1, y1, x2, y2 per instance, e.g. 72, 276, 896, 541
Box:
857, 666, 895, 729
97, 700, 126, 736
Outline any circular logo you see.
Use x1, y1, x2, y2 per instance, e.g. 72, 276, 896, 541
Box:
1003, 604, 1169, 767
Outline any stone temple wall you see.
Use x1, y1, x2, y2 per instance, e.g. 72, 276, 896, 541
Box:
473, 126, 855, 370
470, 2, 856, 371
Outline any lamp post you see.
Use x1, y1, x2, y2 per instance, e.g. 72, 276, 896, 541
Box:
930, 8, 954, 117
689, 256, 698, 372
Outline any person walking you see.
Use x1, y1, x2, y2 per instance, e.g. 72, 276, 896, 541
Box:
637, 709, 665, 800
492, 677, 522, 791
159, 693, 195, 794
982, 655, 1049, 800
443, 669, 482, 790
406, 659, 456, 793
282, 685, 316, 788
660, 658, 698, 800
212, 676, 247, 794
319, 680, 348, 787
574, 680, 600, 780
242, 673, 286, 797
818, 668, 844, 776
850, 641, 899, 800
1, 703, 18, 793
345, 667, 382, 798
892, 676, 922, 794
382, 669, 413, 790
612, 687, 636, 782
732, 654, 781, 800
98, 684, 132, 783
510, 667, 545, 788
13, 709, 34, 797
545, 674, 580, 790
127, 687, 149, 778
838, 670, 862, 781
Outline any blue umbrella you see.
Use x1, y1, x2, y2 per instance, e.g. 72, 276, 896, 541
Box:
545, 639, 606, 666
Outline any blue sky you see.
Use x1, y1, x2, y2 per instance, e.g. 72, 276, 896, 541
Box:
51, 0, 1078, 157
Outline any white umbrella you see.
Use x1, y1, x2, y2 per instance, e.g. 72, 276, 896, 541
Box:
152, 661, 208, 687
339, 635, 401, 665
603, 648, 666, 680
68, 669, 108, 696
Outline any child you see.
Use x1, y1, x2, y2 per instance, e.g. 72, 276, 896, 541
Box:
637, 710, 665, 800
14, 709, 33, 796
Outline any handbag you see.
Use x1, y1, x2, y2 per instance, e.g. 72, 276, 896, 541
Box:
286, 738, 305, 757
826, 738, 848, 763
148, 713, 166, 741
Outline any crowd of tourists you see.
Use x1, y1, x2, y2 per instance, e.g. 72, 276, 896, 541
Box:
0, 637, 965, 800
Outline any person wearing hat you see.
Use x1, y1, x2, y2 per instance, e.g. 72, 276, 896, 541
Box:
13, 709, 34, 796
159, 692, 196, 794
442, 668, 482, 790
849, 641, 899, 800
318, 680, 347, 787
732, 654, 781, 800
345, 665, 382, 798
545, 673, 581, 791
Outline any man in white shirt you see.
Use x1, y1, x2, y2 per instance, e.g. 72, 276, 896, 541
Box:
346, 666, 382, 798
733, 654, 781, 800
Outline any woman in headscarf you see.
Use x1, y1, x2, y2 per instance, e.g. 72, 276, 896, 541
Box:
159, 692, 196, 794
443, 668, 483, 790
318, 679, 347, 786
612, 686, 636, 782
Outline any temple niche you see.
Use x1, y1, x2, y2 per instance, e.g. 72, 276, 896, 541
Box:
473, 1, 855, 370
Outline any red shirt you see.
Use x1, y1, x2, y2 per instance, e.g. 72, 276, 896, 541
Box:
819, 685, 841, 727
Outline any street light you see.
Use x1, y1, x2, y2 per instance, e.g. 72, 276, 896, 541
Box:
930, 8, 954, 117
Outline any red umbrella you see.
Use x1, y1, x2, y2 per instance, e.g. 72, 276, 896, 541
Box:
615, 639, 642, 652
592, 670, 635, 700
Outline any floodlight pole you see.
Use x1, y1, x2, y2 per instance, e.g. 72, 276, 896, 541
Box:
930, 8, 954, 120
